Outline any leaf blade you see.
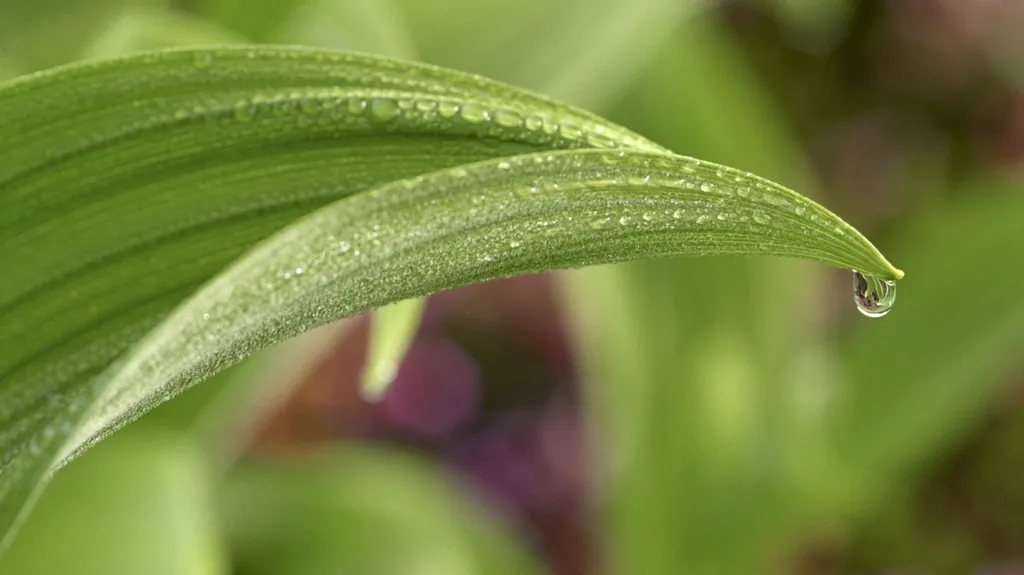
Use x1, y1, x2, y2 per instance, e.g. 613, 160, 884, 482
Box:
0, 47, 899, 551
70, 147, 901, 457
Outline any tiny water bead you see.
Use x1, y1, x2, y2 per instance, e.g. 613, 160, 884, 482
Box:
459, 103, 490, 123
369, 98, 399, 122
193, 52, 213, 69
852, 271, 896, 318
438, 101, 460, 118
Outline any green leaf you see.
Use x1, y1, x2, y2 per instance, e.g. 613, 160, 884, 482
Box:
0, 0, 165, 74
0, 46, 899, 551
395, 0, 694, 110
274, 0, 418, 59
220, 447, 545, 575
362, 298, 427, 401
80, 7, 249, 60
0, 429, 227, 575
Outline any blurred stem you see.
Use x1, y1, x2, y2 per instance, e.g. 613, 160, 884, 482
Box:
361, 298, 427, 402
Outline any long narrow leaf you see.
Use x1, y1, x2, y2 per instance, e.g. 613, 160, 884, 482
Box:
0, 46, 899, 551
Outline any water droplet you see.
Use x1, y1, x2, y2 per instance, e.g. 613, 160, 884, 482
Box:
438, 101, 459, 118
642, 212, 654, 221
559, 123, 583, 140
193, 52, 213, 69
493, 109, 523, 128
852, 271, 896, 318
369, 98, 399, 122
737, 187, 751, 198
347, 98, 367, 115
497, 161, 510, 170
524, 116, 544, 131
586, 133, 617, 147
397, 99, 415, 111
590, 217, 611, 229
234, 101, 256, 121
672, 208, 685, 219
509, 239, 522, 248
700, 183, 714, 193
716, 213, 728, 221
415, 100, 438, 113
338, 241, 351, 253
795, 206, 807, 216
460, 103, 490, 123
752, 212, 771, 224
696, 215, 711, 224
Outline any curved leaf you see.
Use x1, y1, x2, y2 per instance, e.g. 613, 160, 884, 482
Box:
0, 46, 899, 550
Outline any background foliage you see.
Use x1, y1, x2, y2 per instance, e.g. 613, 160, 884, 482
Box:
0, 0, 1021, 574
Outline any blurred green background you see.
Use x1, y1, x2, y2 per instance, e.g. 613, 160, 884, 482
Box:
0, 0, 1022, 573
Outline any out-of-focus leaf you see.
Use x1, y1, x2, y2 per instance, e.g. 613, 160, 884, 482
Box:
0, 430, 226, 575
836, 185, 1024, 487
188, 0, 297, 42
762, 0, 854, 54
220, 447, 544, 575
564, 12, 830, 574
362, 298, 427, 401
0, 0, 165, 74
0, 46, 899, 552
80, 7, 247, 60
275, 0, 417, 59
395, 0, 697, 110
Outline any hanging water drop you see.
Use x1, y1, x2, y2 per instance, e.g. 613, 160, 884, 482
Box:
852, 271, 896, 318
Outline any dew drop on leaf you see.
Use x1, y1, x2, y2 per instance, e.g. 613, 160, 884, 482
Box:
459, 103, 490, 123
369, 98, 399, 122
852, 271, 896, 318
193, 52, 213, 69
493, 109, 524, 128
437, 101, 459, 118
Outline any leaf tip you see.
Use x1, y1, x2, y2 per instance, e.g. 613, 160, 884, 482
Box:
359, 363, 398, 403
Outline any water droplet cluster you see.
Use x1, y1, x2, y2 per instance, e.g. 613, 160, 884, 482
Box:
167, 90, 632, 153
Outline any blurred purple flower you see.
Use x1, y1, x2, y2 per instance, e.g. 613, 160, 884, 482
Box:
382, 337, 481, 439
